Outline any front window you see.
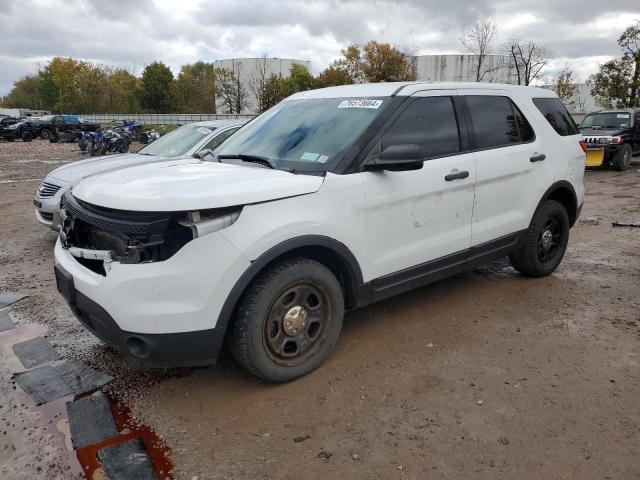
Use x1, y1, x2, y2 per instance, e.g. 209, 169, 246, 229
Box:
580, 112, 631, 130
215, 97, 389, 171
138, 124, 217, 157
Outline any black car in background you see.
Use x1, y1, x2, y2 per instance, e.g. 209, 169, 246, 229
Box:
0, 117, 35, 141
580, 109, 640, 170
29, 114, 101, 140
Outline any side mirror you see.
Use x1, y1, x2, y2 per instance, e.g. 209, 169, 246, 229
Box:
196, 149, 215, 160
364, 144, 424, 171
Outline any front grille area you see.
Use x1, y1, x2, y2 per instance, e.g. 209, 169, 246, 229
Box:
583, 136, 610, 147
39, 211, 54, 221
38, 181, 61, 198
60, 192, 193, 266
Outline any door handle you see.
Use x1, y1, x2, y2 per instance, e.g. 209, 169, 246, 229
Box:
530, 153, 546, 162
444, 170, 469, 181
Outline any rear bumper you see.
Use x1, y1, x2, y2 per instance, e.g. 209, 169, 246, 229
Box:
55, 264, 226, 367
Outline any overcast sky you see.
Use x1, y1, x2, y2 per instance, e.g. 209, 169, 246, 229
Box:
1, 0, 638, 95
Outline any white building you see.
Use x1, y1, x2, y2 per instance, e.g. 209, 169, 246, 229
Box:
413, 54, 514, 83
214, 57, 311, 113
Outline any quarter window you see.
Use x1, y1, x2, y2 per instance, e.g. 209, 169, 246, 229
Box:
465, 96, 525, 149
533, 98, 579, 136
381, 96, 460, 158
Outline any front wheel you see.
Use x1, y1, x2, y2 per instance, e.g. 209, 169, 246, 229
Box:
22, 131, 33, 142
40, 129, 50, 140
509, 200, 570, 277
614, 144, 632, 171
231, 257, 345, 382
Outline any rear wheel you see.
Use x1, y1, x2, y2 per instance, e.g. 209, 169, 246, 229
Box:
614, 144, 632, 171
21, 131, 33, 142
231, 257, 344, 382
40, 128, 50, 139
48, 133, 59, 143
509, 200, 570, 277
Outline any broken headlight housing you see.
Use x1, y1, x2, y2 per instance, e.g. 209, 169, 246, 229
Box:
60, 192, 241, 273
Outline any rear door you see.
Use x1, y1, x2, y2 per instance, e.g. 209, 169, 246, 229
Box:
360, 90, 476, 280
458, 90, 554, 246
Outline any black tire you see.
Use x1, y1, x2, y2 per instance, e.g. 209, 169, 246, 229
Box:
6, 137, 14, 142
40, 129, 50, 139
509, 200, 570, 277
89, 141, 99, 156
22, 131, 33, 142
138, 133, 148, 144
231, 256, 345, 382
614, 144, 632, 171
49, 133, 59, 143
119, 140, 129, 153
78, 139, 87, 152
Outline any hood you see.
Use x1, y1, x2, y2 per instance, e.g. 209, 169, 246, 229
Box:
72, 159, 324, 211
580, 128, 625, 137
47, 153, 179, 184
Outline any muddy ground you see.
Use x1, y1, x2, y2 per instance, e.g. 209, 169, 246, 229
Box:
0, 140, 639, 480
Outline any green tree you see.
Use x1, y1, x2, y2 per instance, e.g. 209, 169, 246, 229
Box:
76, 63, 108, 113
36, 65, 57, 110
280, 63, 314, 97
3, 74, 42, 109
104, 68, 140, 113
138, 61, 175, 113
174, 61, 217, 113
315, 65, 353, 88
49, 57, 84, 112
590, 22, 640, 108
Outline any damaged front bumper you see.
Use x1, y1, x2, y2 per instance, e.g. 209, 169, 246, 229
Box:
53, 193, 251, 367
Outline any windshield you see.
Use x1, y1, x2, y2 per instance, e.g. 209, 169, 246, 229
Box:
215, 97, 389, 171
39, 115, 55, 122
580, 112, 631, 130
138, 124, 215, 157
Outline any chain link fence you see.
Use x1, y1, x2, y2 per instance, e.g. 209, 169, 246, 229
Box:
82, 113, 255, 125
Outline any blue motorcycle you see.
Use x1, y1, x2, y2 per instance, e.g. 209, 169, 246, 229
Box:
78, 131, 103, 156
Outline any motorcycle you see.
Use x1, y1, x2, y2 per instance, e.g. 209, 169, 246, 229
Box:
78, 131, 103, 156
99, 129, 130, 155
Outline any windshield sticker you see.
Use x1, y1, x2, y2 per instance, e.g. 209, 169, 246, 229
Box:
617, 114, 630, 119
300, 152, 319, 161
317, 154, 330, 163
197, 127, 213, 135
338, 99, 383, 109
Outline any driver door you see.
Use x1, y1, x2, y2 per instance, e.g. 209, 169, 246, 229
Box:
360, 90, 476, 283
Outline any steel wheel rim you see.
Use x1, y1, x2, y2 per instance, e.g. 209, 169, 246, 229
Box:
624, 149, 631, 167
263, 281, 330, 367
537, 216, 562, 263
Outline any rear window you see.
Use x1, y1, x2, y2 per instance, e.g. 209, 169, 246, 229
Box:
533, 98, 579, 136
465, 96, 533, 149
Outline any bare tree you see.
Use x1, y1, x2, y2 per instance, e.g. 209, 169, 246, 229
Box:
504, 37, 553, 85
216, 67, 247, 114
249, 54, 274, 113
459, 22, 498, 82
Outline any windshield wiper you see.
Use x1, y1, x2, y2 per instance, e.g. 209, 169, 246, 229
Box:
217, 154, 278, 169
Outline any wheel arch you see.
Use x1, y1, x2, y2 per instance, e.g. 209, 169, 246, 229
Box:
537, 181, 579, 227
216, 235, 364, 334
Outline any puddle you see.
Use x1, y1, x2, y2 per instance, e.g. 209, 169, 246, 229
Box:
1, 322, 174, 479
74, 392, 174, 479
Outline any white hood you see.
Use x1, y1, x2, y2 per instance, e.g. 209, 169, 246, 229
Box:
72, 159, 324, 211
47, 153, 178, 184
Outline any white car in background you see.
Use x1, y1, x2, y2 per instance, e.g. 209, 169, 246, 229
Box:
34, 120, 245, 230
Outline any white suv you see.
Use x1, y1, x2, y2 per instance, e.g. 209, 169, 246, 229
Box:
54, 82, 585, 382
